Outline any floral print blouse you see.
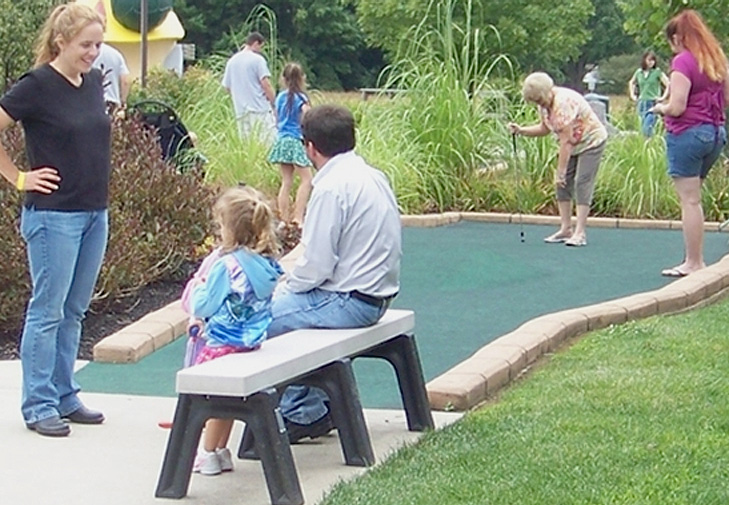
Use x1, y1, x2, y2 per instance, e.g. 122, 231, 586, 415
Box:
539, 86, 607, 155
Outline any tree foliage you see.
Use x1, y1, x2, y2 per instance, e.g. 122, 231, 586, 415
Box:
356, 0, 594, 77
0, 0, 59, 91
561, 0, 636, 88
173, 0, 381, 89
279, 0, 376, 90
618, 0, 729, 51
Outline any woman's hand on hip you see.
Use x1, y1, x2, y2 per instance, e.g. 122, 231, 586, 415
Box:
23, 167, 61, 194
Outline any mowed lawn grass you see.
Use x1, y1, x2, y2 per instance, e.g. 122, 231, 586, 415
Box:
321, 296, 729, 505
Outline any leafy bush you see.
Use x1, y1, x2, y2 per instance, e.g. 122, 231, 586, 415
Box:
0, 0, 56, 92
99, 115, 217, 302
128, 66, 214, 114
0, 126, 30, 326
0, 116, 217, 325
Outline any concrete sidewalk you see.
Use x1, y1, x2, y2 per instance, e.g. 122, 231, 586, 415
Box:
1, 360, 461, 505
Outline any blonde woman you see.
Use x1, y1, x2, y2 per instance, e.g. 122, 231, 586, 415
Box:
0, 3, 109, 436
508, 72, 608, 246
652, 10, 729, 277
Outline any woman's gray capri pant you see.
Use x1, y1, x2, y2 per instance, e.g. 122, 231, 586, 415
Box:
556, 140, 606, 205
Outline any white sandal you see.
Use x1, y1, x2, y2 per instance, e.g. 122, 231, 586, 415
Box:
565, 235, 587, 247
543, 232, 571, 244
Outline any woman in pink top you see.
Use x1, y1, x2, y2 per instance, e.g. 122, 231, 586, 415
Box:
509, 72, 608, 247
652, 10, 729, 277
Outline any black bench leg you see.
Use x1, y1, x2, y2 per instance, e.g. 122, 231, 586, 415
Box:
358, 334, 435, 431
238, 359, 375, 468
246, 393, 304, 505
156, 391, 303, 505
238, 389, 283, 461
238, 422, 259, 460
155, 394, 207, 499
306, 359, 375, 467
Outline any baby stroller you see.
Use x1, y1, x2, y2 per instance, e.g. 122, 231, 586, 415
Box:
130, 100, 205, 172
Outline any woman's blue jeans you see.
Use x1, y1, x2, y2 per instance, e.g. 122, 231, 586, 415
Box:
268, 288, 388, 424
19, 207, 108, 424
638, 99, 657, 137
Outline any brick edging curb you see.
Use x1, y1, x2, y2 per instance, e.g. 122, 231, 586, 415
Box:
93, 213, 729, 411
92, 300, 188, 363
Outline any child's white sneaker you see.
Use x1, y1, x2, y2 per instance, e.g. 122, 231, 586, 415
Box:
193, 449, 222, 475
216, 447, 234, 472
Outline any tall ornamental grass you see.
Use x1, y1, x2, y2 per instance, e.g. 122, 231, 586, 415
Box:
595, 133, 677, 219
355, 0, 515, 213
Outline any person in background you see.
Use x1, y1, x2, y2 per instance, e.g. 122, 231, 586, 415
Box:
222, 31, 277, 143
651, 10, 728, 277
508, 72, 608, 247
186, 186, 283, 475
91, 1, 130, 113
0, 3, 110, 437
267, 104, 402, 443
268, 62, 312, 227
582, 64, 600, 93
92, 42, 130, 112
628, 50, 670, 137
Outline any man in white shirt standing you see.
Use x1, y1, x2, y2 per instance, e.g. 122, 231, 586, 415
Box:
268, 104, 402, 442
221, 31, 276, 143
92, 42, 130, 112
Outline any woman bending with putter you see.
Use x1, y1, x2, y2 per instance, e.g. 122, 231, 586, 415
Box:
508, 72, 607, 247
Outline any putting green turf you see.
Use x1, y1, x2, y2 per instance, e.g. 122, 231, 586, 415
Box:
76, 221, 729, 407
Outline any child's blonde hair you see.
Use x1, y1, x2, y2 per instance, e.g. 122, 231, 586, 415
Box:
34, 3, 103, 67
214, 186, 281, 256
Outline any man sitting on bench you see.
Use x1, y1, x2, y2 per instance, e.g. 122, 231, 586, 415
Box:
269, 104, 402, 443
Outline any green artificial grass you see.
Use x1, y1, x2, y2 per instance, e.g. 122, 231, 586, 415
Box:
320, 296, 729, 505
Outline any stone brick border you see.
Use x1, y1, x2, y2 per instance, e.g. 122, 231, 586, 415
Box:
93, 300, 188, 363
93, 213, 729, 412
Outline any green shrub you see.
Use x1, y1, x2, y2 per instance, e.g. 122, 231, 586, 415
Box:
99, 115, 217, 303
0, 116, 217, 325
0, 126, 30, 326
128, 66, 214, 114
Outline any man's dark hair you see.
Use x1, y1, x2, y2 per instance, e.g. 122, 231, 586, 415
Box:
301, 105, 356, 157
246, 31, 266, 46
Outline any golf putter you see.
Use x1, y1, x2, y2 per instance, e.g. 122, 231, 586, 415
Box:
512, 133, 525, 242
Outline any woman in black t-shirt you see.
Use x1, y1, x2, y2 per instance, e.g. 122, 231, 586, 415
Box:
0, 3, 111, 437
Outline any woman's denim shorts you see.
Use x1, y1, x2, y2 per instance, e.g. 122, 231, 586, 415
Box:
666, 124, 727, 179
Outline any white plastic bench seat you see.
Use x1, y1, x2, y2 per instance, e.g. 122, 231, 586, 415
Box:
176, 309, 415, 397
156, 309, 432, 505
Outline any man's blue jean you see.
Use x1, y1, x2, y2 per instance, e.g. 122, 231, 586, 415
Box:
20, 207, 108, 424
268, 288, 388, 424
638, 99, 657, 137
